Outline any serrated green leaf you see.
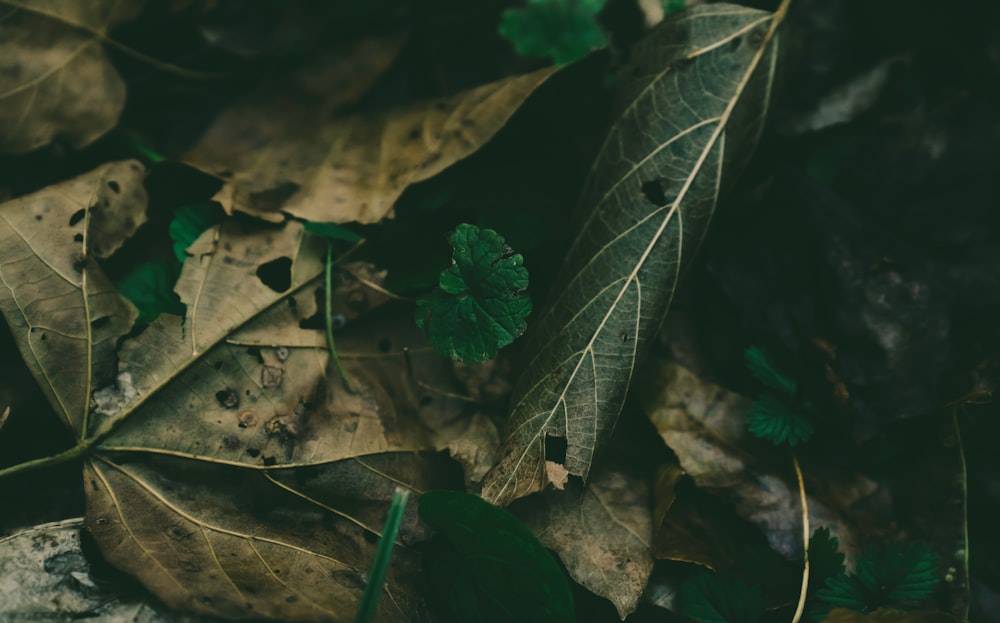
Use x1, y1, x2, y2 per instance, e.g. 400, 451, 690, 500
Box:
169, 201, 224, 263
419, 490, 574, 623
415, 224, 530, 362
114, 261, 183, 324
679, 570, 765, 623
810, 528, 847, 592
482, 4, 784, 506
816, 542, 940, 614
747, 395, 815, 446
744, 346, 797, 397
499, 0, 609, 65
304, 220, 364, 243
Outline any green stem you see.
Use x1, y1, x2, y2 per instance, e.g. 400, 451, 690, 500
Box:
355, 488, 410, 623
0, 442, 89, 482
326, 241, 354, 393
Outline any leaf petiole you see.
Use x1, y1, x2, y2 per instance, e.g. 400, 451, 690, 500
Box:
0, 441, 90, 482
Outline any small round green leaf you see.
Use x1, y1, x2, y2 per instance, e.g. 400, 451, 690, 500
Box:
415, 224, 531, 362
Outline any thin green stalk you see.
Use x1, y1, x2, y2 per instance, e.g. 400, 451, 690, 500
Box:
326, 240, 354, 393
0, 442, 89, 482
355, 488, 410, 623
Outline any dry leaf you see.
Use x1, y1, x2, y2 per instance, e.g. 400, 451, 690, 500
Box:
184, 67, 557, 225
482, 4, 784, 506
515, 466, 654, 620
640, 359, 875, 563
0, 0, 141, 153
0, 163, 467, 621
433, 412, 500, 487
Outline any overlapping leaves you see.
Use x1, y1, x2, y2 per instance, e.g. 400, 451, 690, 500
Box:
483, 4, 786, 506
0, 162, 465, 621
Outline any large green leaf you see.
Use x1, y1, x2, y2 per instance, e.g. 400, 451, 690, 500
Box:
482, 4, 785, 505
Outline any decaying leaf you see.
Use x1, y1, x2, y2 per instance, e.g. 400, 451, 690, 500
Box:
185, 67, 557, 225
0, 518, 212, 622
0, 0, 141, 154
640, 359, 874, 563
515, 466, 654, 619
0, 163, 472, 621
482, 4, 785, 506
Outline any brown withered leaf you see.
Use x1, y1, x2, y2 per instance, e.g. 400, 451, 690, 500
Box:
184, 67, 557, 225
640, 359, 875, 564
0, 163, 469, 621
0, 0, 141, 153
514, 466, 654, 620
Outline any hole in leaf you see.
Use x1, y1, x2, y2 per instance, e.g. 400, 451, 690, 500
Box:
90, 316, 110, 330
728, 36, 742, 51
107, 181, 120, 193
73, 233, 83, 243
544, 434, 568, 464
246, 347, 264, 364
297, 288, 325, 330
640, 179, 668, 207
69, 209, 85, 226
215, 389, 239, 409
256, 257, 293, 292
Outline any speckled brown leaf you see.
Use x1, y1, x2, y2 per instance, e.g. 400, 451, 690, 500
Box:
0, 162, 142, 436
0, 0, 141, 153
482, 4, 784, 506
184, 67, 557, 225
514, 466, 654, 619
0, 164, 466, 621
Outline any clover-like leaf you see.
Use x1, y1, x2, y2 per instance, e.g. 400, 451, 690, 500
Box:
744, 346, 797, 397
415, 224, 531, 362
746, 395, 815, 446
499, 0, 609, 65
816, 542, 940, 614
810, 527, 847, 593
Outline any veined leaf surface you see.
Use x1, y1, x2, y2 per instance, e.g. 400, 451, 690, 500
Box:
482, 4, 784, 506
0, 163, 464, 621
